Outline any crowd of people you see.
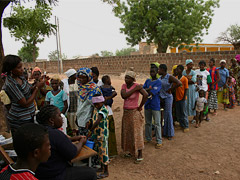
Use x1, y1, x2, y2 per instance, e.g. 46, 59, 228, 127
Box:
0, 54, 240, 180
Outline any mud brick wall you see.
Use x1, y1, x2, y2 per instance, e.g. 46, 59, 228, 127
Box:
24, 50, 240, 75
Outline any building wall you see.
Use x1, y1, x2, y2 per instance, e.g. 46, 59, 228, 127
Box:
24, 50, 239, 75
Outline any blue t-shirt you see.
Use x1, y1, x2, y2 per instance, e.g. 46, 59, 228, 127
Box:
217, 68, 229, 87
45, 90, 67, 112
143, 79, 162, 111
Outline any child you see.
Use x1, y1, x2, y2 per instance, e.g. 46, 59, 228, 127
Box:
227, 71, 236, 109
143, 64, 163, 146
195, 60, 212, 121
45, 75, 68, 114
101, 75, 118, 157
35, 105, 97, 180
175, 65, 189, 132
0, 123, 51, 180
88, 94, 109, 179
91, 67, 103, 87
193, 90, 207, 128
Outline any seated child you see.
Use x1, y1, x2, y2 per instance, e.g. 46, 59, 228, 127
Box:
100, 75, 118, 156
35, 105, 97, 180
0, 123, 51, 180
193, 90, 207, 128
88, 94, 109, 179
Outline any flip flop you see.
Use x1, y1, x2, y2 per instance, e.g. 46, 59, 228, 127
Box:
97, 174, 109, 179
134, 158, 144, 164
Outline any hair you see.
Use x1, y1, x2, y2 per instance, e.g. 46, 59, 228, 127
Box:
159, 64, 167, 72
150, 64, 158, 72
102, 75, 110, 84
13, 123, 48, 159
50, 75, 61, 83
210, 58, 215, 64
91, 67, 99, 76
199, 60, 206, 66
2, 55, 22, 74
36, 105, 59, 125
177, 65, 184, 71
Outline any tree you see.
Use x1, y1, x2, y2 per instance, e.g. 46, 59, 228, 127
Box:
216, 24, 240, 50
114, 0, 220, 53
115, 47, 137, 56
18, 44, 39, 62
100, 50, 114, 57
48, 50, 67, 61
3, 4, 56, 62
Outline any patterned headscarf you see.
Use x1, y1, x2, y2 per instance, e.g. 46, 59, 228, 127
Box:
77, 67, 102, 102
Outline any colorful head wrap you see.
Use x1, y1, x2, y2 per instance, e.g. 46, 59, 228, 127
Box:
77, 67, 102, 102
172, 65, 178, 74
92, 95, 105, 104
186, 59, 193, 65
150, 62, 160, 79
32, 67, 42, 75
235, 54, 240, 62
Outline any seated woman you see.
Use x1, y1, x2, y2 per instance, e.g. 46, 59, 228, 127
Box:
35, 105, 97, 180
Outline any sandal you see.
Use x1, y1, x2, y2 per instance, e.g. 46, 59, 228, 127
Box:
97, 174, 109, 179
134, 158, 144, 164
155, 143, 163, 149
123, 153, 132, 158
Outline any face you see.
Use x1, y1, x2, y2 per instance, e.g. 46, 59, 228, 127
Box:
94, 102, 104, 110
35, 134, 51, 162
177, 67, 183, 75
209, 61, 214, 67
92, 73, 98, 83
33, 71, 41, 80
77, 75, 89, 85
12, 62, 24, 76
51, 108, 63, 128
150, 68, 157, 78
220, 62, 226, 68
51, 79, 59, 91
199, 63, 205, 70
68, 74, 76, 84
158, 68, 165, 75
199, 91, 205, 97
187, 62, 193, 70
125, 75, 134, 85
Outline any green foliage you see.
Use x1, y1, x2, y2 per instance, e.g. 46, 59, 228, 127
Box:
100, 50, 114, 57
18, 44, 39, 62
216, 24, 240, 44
114, 0, 220, 53
115, 47, 137, 56
48, 50, 67, 61
3, 3, 56, 61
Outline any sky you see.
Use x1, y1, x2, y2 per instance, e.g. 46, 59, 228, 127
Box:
2, 0, 240, 60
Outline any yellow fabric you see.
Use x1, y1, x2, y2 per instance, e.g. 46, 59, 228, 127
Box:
0, 90, 11, 105
172, 65, 178, 74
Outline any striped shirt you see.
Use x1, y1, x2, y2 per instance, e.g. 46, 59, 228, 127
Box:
0, 165, 38, 180
4, 75, 35, 129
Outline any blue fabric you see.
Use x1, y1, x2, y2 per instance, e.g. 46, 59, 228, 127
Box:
101, 86, 114, 107
143, 79, 162, 111
45, 90, 67, 112
159, 74, 172, 98
218, 68, 229, 87
183, 70, 197, 116
176, 100, 189, 129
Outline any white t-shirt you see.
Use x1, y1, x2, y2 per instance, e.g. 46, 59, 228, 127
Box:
195, 69, 210, 91
196, 97, 207, 112
96, 80, 103, 87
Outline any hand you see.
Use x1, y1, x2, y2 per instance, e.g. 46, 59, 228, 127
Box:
137, 106, 142, 111
192, 108, 195, 111
134, 85, 143, 91
79, 136, 87, 145
210, 84, 214, 90
36, 80, 45, 89
166, 88, 172, 94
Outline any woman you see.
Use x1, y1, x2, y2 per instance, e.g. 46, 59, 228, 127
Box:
2, 55, 45, 133
229, 57, 240, 106
183, 59, 197, 118
207, 58, 220, 115
121, 70, 148, 163
76, 67, 102, 135
32, 67, 52, 109
158, 64, 181, 139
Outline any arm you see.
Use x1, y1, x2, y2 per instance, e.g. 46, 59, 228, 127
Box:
211, 70, 221, 89
168, 75, 182, 93
121, 84, 142, 99
74, 136, 87, 154
183, 88, 188, 101
61, 100, 68, 114
192, 101, 197, 110
138, 88, 148, 111
105, 91, 117, 101
89, 114, 103, 133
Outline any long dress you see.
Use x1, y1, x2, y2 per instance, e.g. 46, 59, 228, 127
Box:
159, 74, 174, 137
207, 67, 218, 110
183, 69, 197, 116
229, 65, 240, 102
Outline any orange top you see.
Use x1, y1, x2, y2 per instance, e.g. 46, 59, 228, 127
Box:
175, 76, 188, 101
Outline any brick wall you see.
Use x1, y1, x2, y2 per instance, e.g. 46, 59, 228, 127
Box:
24, 50, 240, 75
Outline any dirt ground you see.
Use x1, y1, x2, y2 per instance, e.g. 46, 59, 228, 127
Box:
107, 76, 240, 180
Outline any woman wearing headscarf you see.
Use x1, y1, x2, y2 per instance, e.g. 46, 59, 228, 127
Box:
121, 70, 148, 163
76, 68, 102, 135
183, 59, 197, 118
171, 65, 178, 124
229, 55, 240, 106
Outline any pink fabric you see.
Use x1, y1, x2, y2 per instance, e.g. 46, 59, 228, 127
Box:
121, 83, 140, 110
232, 77, 236, 85
92, 96, 105, 103
32, 67, 42, 75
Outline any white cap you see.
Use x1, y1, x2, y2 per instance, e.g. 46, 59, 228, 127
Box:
64, 69, 76, 78
220, 59, 226, 64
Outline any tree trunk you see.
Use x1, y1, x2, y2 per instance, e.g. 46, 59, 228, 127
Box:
156, 41, 168, 53
32, 41, 36, 63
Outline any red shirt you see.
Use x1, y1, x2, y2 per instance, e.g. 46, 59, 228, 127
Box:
0, 165, 38, 180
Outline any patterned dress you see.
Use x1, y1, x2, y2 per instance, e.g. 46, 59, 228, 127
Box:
207, 67, 219, 110
91, 105, 109, 165
229, 65, 240, 102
